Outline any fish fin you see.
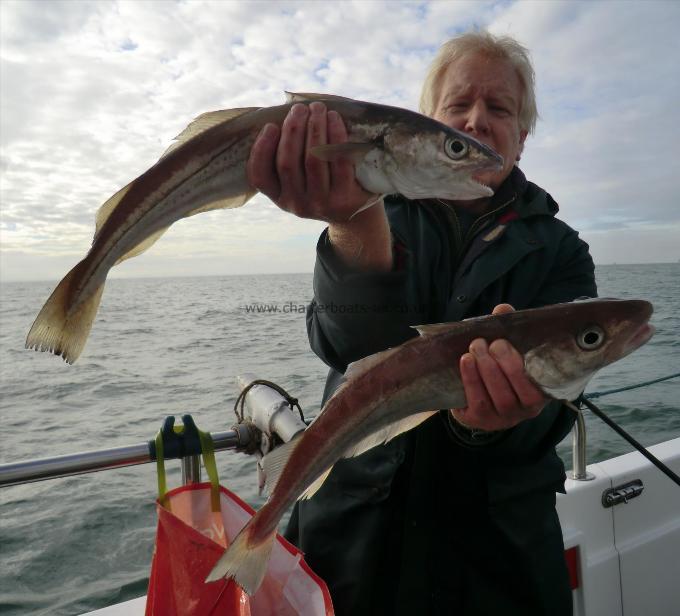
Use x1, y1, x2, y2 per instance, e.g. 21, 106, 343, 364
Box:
413, 322, 460, 337
310, 142, 375, 163
161, 108, 258, 159
94, 108, 257, 242
205, 522, 276, 595
285, 91, 355, 104
298, 467, 333, 501
113, 190, 257, 265
113, 226, 170, 265
344, 411, 438, 459
348, 193, 385, 221
93, 181, 135, 242
298, 411, 437, 499
261, 434, 302, 496
185, 189, 257, 217
344, 346, 402, 381
25, 261, 104, 364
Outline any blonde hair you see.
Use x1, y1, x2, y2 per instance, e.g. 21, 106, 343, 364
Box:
419, 31, 538, 134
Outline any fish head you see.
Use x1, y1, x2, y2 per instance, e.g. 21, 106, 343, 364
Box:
520, 298, 655, 400
366, 114, 504, 201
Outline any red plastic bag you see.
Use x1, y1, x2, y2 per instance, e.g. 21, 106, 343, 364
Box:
145, 421, 334, 615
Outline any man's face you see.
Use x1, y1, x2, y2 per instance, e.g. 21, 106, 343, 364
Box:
432, 52, 528, 194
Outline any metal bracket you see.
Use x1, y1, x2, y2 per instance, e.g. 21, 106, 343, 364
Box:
602, 479, 644, 508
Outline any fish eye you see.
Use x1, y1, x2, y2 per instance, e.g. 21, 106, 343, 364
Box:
576, 326, 605, 350
445, 137, 468, 160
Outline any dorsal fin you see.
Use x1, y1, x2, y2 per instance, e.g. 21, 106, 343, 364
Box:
284, 91, 355, 104
412, 322, 460, 337
344, 345, 402, 381
96, 107, 257, 239
160, 107, 258, 159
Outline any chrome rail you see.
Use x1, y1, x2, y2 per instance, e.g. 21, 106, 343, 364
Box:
4, 419, 592, 487
0, 429, 247, 488
569, 408, 595, 481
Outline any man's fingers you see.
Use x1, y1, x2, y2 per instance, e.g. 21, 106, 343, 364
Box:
456, 351, 497, 425
276, 104, 309, 205
327, 110, 356, 192
469, 338, 521, 416
247, 123, 281, 200
489, 339, 545, 412
305, 102, 330, 210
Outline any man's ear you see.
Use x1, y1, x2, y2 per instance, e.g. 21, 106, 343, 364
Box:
516, 129, 528, 162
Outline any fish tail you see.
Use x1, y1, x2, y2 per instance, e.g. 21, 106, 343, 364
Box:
25, 260, 104, 364
205, 515, 276, 595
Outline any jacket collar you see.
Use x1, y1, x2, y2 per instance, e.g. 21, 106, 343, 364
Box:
490, 165, 527, 210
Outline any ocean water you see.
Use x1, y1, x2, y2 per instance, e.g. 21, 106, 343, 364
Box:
1, 264, 678, 615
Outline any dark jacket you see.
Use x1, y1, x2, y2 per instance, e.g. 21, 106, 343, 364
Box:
285, 168, 597, 615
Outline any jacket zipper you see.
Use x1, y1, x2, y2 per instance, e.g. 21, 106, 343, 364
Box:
448, 194, 517, 261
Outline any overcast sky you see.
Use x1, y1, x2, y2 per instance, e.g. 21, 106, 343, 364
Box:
1, 0, 678, 282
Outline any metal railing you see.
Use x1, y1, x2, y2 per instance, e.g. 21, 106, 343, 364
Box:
1, 419, 595, 488
569, 408, 595, 481
0, 427, 252, 488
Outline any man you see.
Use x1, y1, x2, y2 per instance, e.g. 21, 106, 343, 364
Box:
248, 32, 595, 615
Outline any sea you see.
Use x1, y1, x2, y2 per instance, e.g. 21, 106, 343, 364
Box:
1, 264, 678, 615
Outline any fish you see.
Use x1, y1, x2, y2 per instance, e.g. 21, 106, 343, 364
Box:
25, 92, 503, 364
205, 298, 655, 593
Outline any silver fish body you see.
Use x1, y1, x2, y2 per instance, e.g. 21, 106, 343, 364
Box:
26, 92, 502, 363
205, 298, 654, 594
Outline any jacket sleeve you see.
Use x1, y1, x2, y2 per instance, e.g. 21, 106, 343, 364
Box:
306, 225, 432, 373
530, 224, 597, 307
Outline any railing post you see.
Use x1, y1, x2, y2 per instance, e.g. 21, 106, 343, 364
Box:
569, 408, 595, 481
181, 455, 201, 484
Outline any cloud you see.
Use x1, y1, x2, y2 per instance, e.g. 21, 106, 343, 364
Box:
1, 0, 678, 282
488, 1, 680, 236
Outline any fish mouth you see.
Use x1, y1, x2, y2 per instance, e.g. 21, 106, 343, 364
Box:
627, 322, 655, 352
471, 180, 493, 197
469, 168, 501, 195
471, 138, 504, 168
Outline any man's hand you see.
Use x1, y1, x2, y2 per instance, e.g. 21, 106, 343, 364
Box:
247, 101, 392, 271
247, 101, 374, 222
451, 304, 546, 432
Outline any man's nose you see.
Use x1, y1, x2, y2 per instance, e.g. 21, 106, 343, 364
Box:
464, 100, 490, 136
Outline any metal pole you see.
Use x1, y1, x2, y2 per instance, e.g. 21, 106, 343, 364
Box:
569, 409, 594, 481
181, 455, 202, 484
0, 429, 245, 488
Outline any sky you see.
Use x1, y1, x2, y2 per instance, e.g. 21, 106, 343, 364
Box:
1, 0, 678, 282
